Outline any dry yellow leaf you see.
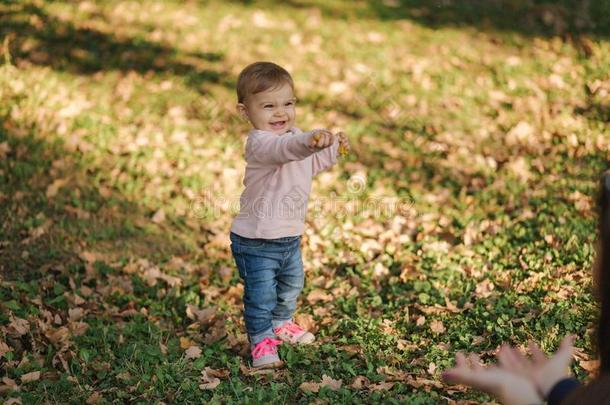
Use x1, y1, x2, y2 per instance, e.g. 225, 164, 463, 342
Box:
179, 337, 194, 349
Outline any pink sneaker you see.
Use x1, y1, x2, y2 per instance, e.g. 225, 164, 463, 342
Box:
251, 337, 283, 369
274, 321, 315, 344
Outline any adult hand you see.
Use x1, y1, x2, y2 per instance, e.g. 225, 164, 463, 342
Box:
497, 335, 575, 399
442, 352, 543, 405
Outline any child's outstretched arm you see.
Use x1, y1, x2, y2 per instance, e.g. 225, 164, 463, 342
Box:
311, 131, 350, 176
246, 129, 330, 166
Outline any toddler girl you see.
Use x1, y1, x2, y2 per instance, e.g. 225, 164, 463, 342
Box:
230, 61, 349, 368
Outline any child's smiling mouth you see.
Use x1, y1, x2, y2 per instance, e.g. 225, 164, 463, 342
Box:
270, 120, 287, 130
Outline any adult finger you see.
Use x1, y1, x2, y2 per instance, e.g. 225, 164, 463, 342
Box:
455, 352, 468, 368
506, 346, 530, 373
550, 335, 575, 368
528, 340, 546, 364
468, 353, 484, 372
498, 344, 520, 371
442, 368, 474, 385
442, 356, 476, 386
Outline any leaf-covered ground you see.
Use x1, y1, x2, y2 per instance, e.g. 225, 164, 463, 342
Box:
1, 0, 609, 403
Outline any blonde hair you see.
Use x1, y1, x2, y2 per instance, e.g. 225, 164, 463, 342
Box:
236, 61, 294, 104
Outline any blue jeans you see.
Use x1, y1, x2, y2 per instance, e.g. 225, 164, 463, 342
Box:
229, 232, 304, 345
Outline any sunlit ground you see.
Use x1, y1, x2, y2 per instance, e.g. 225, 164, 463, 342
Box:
1, 0, 609, 403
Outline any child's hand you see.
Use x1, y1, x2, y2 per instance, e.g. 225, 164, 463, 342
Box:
309, 130, 334, 151
336, 131, 350, 157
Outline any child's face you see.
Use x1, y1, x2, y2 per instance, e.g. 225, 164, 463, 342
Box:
238, 83, 296, 135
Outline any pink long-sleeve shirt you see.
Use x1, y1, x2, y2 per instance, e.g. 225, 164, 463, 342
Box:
230, 127, 339, 239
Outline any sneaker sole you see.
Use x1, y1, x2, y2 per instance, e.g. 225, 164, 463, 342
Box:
298, 335, 315, 344
253, 360, 284, 370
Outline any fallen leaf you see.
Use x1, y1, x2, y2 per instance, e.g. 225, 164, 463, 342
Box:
472, 336, 485, 345
377, 366, 410, 381
406, 376, 443, 389
299, 381, 321, 393
381, 319, 396, 334
116, 371, 131, 381
506, 121, 534, 146
350, 375, 370, 390
86, 391, 102, 404
69, 321, 89, 337
369, 382, 395, 391
73, 294, 85, 306
218, 266, 233, 283
20, 371, 40, 383
79, 251, 97, 263
0, 142, 10, 160
373, 262, 390, 279
186, 304, 216, 326
179, 337, 195, 349
0, 377, 19, 393
300, 375, 343, 392
203, 322, 227, 345
294, 313, 317, 333
224, 284, 243, 303
475, 279, 495, 298
68, 308, 85, 322
568, 191, 592, 213
46, 178, 68, 198
397, 339, 417, 351
7, 316, 29, 337
506, 157, 531, 183
205, 367, 230, 379
199, 367, 221, 390
98, 186, 112, 198
430, 320, 446, 334
320, 374, 342, 390
185, 345, 202, 360
142, 266, 182, 287
239, 362, 279, 376
64, 205, 91, 220
45, 326, 70, 346
0, 340, 11, 357
21, 219, 52, 245
306, 289, 332, 304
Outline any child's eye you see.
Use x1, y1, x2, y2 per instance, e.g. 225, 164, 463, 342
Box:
264, 104, 273, 109
285, 102, 294, 106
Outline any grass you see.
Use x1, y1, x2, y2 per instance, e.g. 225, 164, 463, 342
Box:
1, 0, 609, 403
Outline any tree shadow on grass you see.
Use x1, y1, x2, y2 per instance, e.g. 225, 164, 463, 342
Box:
366, 0, 610, 39
0, 1, 228, 93
0, 120, 228, 403
237, 0, 610, 39
0, 121, 211, 280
